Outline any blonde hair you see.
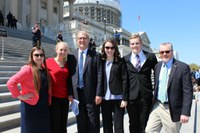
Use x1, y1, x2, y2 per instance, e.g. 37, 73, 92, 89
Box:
55, 41, 70, 61
129, 33, 142, 42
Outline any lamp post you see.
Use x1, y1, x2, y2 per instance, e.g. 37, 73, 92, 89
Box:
103, 17, 106, 40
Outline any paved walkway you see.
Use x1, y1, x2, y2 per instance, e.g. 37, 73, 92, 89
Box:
67, 100, 199, 133
3, 100, 199, 133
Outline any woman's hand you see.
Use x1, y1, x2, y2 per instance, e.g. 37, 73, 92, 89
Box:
17, 93, 34, 101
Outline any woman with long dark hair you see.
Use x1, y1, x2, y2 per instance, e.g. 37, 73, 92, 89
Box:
7, 46, 52, 133
101, 39, 128, 133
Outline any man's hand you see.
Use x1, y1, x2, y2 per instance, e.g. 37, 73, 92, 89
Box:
68, 95, 74, 102
180, 115, 189, 123
120, 100, 127, 108
95, 96, 102, 105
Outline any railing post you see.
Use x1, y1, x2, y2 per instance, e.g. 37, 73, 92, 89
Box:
193, 100, 197, 133
0, 29, 7, 60
1, 36, 5, 60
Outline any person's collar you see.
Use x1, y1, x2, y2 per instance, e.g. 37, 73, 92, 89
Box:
132, 50, 143, 57
79, 48, 88, 54
162, 58, 173, 68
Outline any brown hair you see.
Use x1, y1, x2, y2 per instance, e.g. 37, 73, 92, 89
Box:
101, 38, 121, 62
28, 46, 51, 93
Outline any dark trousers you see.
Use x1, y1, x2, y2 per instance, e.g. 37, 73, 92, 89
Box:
50, 97, 69, 133
101, 100, 125, 133
127, 97, 152, 133
32, 39, 41, 47
77, 89, 100, 133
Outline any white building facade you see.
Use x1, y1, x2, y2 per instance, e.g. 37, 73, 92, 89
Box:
0, 0, 153, 53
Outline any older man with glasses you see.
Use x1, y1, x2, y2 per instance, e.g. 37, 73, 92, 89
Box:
145, 42, 193, 133
70, 30, 102, 133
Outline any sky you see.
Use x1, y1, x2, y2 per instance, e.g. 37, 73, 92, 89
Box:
120, 0, 200, 65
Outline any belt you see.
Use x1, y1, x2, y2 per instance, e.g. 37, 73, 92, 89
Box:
77, 87, 84, 90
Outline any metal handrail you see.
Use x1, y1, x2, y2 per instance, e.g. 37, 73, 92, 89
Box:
193, 100, 198, 133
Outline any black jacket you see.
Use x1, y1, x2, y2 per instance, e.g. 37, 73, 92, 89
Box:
102, 58, 128, 101
124, 51, 158, 100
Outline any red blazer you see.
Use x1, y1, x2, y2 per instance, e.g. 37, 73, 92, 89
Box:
7, 65, 52, 105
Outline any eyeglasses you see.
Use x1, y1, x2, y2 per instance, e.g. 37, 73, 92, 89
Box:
77, 37, 88, 40
159, 50, 171, 54
130, 42, 140, 45
34, 54, 44, 57
105, 46, 115, 50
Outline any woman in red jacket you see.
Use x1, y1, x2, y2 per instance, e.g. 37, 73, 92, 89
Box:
46, 41, 73, 133
7, 46, 52, 133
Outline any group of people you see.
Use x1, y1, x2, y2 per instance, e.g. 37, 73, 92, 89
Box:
7, 30, 193, 133
0, 11, 17, 28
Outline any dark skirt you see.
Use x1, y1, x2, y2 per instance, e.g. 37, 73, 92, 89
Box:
20, 70, 50, 133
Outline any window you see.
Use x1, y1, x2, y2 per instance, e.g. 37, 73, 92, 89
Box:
41, 1, 47, 9
53, 7, 57, 14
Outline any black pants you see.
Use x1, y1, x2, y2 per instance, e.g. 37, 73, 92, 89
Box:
50, 97, 69, 133
101, 100, 125, 133
32, 39, 41, 47
127, 97, 152, 133
76, 89, 100, 133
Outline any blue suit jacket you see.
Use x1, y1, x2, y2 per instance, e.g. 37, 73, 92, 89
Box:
153, 59, 193, 122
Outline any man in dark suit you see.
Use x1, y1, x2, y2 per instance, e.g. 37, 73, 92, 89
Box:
145, 42, 193, 132
70, 30, 102, 133
123, 34, 157, 133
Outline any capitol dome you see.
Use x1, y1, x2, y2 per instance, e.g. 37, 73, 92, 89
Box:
64, 0, 122, 27
73, 0, 121, 11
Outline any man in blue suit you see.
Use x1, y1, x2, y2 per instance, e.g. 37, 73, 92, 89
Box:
70, 30, 102, 133
145, 42, 193, 132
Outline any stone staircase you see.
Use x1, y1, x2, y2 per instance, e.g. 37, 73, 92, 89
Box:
0, 26, 56, 44
0, 61, 22, 132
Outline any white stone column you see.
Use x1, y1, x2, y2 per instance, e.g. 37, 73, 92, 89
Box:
17, 0, 23, 25
68, 0, 75, 21
10, 0, 18, 18
47, 0, 53, 25
31, 0, 38, 26
3, 0, 9, 17
59, 0, 64, 23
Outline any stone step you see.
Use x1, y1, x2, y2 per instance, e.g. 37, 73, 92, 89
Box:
0, 61, 26, 66
0, 92, 17, 103
0, 71, 17, 77
0, 77, 10, 84
0, 26, 56, 44
0, 110, 76, 132
0, 84, 9, 93
0, 101, 20, 116
0, 66, 21, 71
1, 127, 20, 133
0, 112, 20, 132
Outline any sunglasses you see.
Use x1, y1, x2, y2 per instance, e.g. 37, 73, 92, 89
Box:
105, 46, 115, 50
159, 50, 171, 54
34, 54, 44, 57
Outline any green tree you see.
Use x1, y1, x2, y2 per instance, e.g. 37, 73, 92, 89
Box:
189, 63, 200, 70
